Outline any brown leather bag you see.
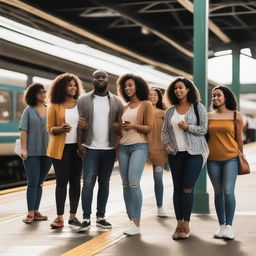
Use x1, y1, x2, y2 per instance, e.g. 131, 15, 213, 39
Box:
234, 112, 251, 175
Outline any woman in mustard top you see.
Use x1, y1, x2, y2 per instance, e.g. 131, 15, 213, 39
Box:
47, 73, 83, 229
148, 87, 168, 217
207, 85, 243, 240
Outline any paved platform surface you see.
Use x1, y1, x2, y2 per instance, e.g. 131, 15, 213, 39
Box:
96, 143, 256, 256
0, 143, 255, 256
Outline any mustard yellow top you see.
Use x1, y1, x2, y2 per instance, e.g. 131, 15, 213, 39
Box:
46, 103, 67, 160
148, 108, 167, 165
208, 114, 238, 161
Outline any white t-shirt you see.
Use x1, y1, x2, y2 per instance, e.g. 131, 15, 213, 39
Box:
65, 105, 79, 144
171, 109, 187, 151
87, 95, 113, 149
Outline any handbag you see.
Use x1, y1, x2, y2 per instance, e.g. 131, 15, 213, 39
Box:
234, 112, 250, 175
237, 149, 250, 175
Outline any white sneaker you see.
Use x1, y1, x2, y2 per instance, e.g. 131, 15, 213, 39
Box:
123, 223, 140, 236
213, 225, 226, 238
223, 225, 234, 240
157, 207, 167, 218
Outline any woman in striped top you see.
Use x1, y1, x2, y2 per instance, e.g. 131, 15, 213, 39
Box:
162, 77, 208, 240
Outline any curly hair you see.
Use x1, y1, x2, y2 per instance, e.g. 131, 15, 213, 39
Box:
166, 77, 200, 105
117, 73, 149, 103
49, 73, 82, 103
25, 83, 45, 106
150, 87, 164, 110
212, 85, 237, 110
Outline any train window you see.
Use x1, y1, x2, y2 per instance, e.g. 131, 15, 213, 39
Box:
16, 92, 26, 122
0, 90, 12, 122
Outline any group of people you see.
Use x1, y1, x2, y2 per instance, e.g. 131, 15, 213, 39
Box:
19, 69, 243, 240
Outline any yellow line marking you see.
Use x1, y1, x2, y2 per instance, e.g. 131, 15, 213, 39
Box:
0, 179, 55, 195
0, 214, 21, 222
61, 228, 126, 256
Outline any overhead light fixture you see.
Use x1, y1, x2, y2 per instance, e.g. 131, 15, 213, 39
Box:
141, 27, 149, 35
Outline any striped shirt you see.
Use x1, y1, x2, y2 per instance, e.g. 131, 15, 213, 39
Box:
162, 103, 209, 165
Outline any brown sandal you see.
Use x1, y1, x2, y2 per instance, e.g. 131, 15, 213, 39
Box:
23, 215, 34, 224
50, 217, 64, 229
172, 227, 181, 240
34, 212, 48, 221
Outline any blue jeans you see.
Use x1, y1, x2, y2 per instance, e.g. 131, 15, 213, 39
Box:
118, 143, 148, 222
82, 148, 116, 219
168, 151, 203, 221
23, 156, 51, 211
207, 157, 238, 226
153, 164, 165, 207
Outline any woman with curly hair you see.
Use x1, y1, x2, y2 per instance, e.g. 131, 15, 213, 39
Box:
19, 83, 52, 224
148, 87, 168, 217
47, 73, 83, 229
207, 85, 243, 240
116, 73, 154, 235
162, 77, 208, 240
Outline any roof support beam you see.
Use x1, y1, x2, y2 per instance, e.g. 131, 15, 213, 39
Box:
177, 0, 231, 43
90, 0, 193, 58
0, 0, 192, 77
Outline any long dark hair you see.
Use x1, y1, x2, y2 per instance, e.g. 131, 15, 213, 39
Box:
49, 73, 82, 104
150, 87, 164, 110
166, 77, 200, 105
117, 73, 149, 103
212, 85, 237, 110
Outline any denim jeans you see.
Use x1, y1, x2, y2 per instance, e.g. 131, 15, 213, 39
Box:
153, 164, 165, 207
118, 143, 148, 222
82, 148, 116, 219
207, 157, 238, 226
51, 144, 82, 215
23, 156, 51, 211
168, 151, 203, 221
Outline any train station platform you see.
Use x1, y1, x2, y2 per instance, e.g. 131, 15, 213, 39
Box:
0, 143, 256, 256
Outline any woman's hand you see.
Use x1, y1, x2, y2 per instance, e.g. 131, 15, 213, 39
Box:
20, 149, 27, 160
78, 117, 88, 130
178, 120, 189, 131
60, 123, 72, 133
121, 121, 134, 131
165, 144, 174, 153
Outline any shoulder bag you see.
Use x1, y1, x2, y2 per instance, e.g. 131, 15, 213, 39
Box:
234, 111, 250, 175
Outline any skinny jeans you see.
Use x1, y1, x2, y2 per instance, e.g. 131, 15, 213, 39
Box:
207, 157, 238, 226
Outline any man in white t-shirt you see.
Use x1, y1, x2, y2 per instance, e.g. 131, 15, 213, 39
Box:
77, 70, 123, 232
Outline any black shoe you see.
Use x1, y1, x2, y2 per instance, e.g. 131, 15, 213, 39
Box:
78, 219, 91, 232
68, 217, 82, 227
96, 218, 112, 229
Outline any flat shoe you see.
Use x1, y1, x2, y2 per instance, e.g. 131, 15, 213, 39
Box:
178, 227, 190, 239
34, 212, 48, 221
23, 215, 34, 224
50, 217, 64, 229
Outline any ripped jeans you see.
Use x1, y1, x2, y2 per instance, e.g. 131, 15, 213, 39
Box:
118, 143, 148, 222
168, 151, 203, 221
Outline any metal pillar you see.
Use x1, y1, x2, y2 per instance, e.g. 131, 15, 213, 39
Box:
192, 0, 209, 213
230, 47, 240, 107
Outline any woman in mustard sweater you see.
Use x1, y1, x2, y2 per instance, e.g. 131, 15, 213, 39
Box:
47, 73, 83, 229
207, 85, 243, 240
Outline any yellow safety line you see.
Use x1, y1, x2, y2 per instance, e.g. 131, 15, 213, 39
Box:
0, 179, 55, 195
0, 214, 21, 222
60, 228, 126, 256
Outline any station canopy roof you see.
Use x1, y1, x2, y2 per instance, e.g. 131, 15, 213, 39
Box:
1, 0, 256, 77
